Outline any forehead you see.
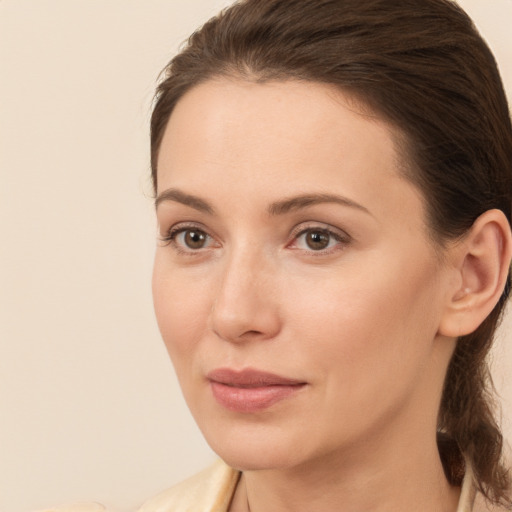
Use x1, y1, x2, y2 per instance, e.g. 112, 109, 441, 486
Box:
157, 78, 425, 226
159, 79, 399, 176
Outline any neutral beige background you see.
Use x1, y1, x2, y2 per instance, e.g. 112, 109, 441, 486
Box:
1, 1, 511, 511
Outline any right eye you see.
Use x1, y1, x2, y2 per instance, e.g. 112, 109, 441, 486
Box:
162, 226, 216, 252
176, 229, 209, 249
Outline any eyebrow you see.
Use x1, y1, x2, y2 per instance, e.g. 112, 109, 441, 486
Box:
155, 188, 371, 217
155, 188, 215, 214
268, 193, 371, 216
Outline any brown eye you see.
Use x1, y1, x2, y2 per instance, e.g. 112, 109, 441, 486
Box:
305, 230, 330, 250
290, 225, 348, 254
183, 229, 208, 249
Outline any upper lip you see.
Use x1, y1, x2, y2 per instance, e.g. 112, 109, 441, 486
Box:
207, 368, 306, 388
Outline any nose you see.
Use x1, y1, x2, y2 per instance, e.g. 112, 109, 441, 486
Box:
209, 248, 281, 343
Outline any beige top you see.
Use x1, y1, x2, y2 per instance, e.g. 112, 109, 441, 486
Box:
36, 459, 506, 512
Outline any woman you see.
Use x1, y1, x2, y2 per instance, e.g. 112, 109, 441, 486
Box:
144, 0, 512, 511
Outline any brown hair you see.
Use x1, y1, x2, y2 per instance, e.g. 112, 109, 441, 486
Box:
150, 0, 512, 505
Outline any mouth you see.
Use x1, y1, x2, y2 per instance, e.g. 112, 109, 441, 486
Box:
206, 368, 307, 413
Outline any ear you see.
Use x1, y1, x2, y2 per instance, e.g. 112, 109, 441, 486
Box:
439, 209, 512, 338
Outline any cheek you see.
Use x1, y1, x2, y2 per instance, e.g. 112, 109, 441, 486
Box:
152, 255, 212, 363
282, 262, 444, 449
285, 254, 444, 386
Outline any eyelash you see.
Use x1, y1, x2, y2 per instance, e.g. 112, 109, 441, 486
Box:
288, 224, 351, 255
160, 223, 216, 255
160, 222, 351, 256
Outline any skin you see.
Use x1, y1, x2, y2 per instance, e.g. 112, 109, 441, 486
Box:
152, 79, 464, 512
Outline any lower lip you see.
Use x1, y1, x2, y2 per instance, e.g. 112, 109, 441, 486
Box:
210, 381, 305, 413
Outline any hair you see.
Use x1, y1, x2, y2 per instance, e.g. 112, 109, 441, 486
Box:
150, 0, 512, 506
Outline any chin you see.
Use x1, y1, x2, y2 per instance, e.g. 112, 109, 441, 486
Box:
200, 421, 309, 471
213, 444, 303, 472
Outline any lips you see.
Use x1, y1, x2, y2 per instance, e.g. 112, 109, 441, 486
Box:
207, 368, 306, 413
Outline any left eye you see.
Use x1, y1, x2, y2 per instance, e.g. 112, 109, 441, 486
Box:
294, 228, 341, 251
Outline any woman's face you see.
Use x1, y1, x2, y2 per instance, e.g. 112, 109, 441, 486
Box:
152, 79, 457, 471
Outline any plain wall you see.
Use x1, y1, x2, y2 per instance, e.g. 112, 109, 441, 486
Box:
0, 1, 511, 511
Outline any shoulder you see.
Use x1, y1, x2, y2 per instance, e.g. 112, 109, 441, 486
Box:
138, 460, 240, 512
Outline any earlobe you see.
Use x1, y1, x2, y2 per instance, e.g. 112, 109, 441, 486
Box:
439, 209, 512, 338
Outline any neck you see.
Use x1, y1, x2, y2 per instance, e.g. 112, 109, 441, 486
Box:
230, 420, 460, 512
